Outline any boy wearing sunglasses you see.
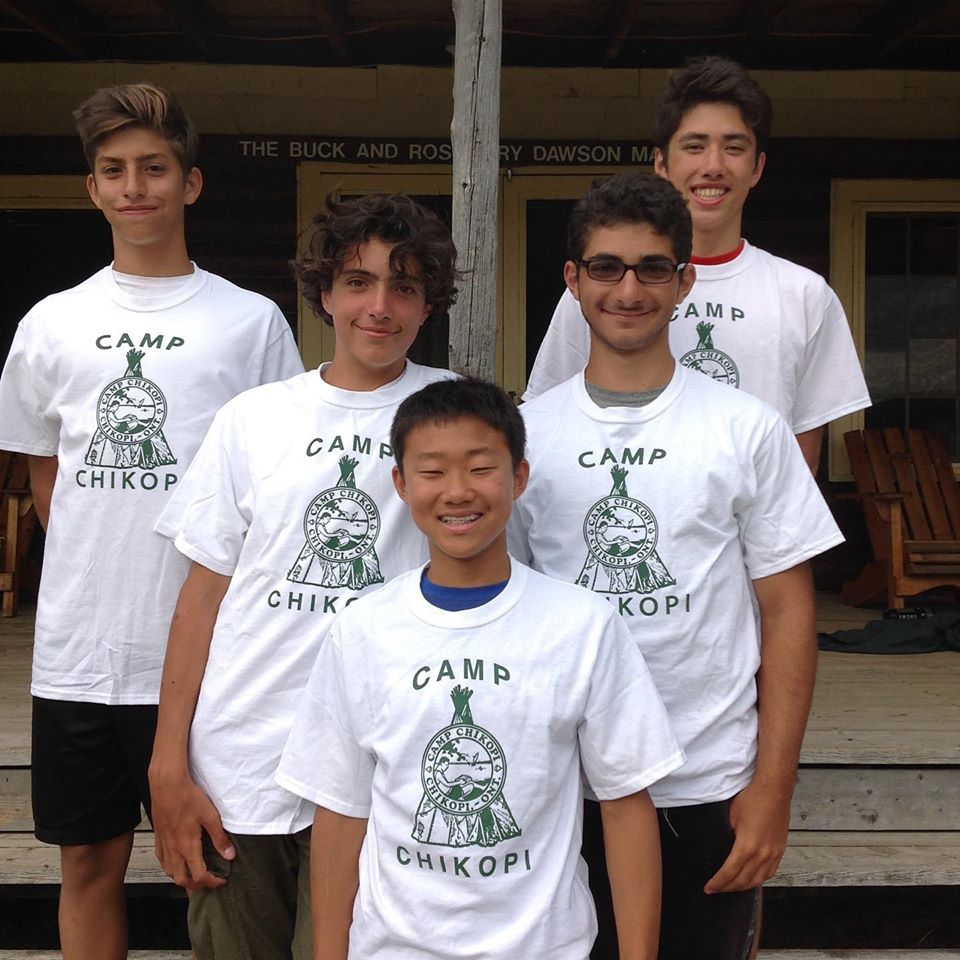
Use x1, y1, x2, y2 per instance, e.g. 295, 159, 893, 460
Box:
509, 172, 843, 959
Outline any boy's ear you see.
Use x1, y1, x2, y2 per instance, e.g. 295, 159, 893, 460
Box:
563, 260, 581, 302
392, 464, 408, 502
184, 166, 203, 206
512, 459, 530, 500
86, 173, 101, 210
677, 262, 696, 303
653, 147, 668, 179
750, 151, 766, 187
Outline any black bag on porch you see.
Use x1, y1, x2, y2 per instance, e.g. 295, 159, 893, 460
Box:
818, 606, 960, 654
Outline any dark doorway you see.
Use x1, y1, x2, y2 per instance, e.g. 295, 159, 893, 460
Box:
1, 208, 112, 366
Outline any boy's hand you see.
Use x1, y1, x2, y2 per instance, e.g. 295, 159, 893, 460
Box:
150, 767, 235, 890
703, 779, 790, 893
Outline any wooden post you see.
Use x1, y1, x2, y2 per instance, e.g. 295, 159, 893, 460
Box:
449, 0, 501, 380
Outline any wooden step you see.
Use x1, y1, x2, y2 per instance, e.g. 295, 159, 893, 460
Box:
0, 952, 953, 960
2, 831, 958, 888
0, 833, 169, 885
0, 953, 190, 959
791, 767, 960, 831
758, 953, 959, 959
5, 766, 957, 834
0, 951, 954, 960
771, 831, 960, 887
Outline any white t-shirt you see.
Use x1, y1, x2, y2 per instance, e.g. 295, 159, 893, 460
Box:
156, 362, 453, 834
0, 265, 303, 704
277, 561, 682, 960
509, 366, 844, 806
524, 241, 870, 433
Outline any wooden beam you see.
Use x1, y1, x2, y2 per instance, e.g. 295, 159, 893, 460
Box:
859, 0, 951, 60
728, 0, 798, 58
605, 0, 643, 63
449, 0, 501, 381
308, 0, 349, 58
162, 0, 232, 60
0, 0, 92, 56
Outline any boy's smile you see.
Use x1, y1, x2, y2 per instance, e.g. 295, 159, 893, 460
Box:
654, 102, 765, 254
393, 416, 528, 587
86, 126, 201, 273
321, 237, 431, 390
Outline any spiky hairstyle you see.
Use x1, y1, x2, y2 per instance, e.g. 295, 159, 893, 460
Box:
74, 83, 198, 174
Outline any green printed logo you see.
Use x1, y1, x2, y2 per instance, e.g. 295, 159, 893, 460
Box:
577, 465, 676, 595
287, 455, 383, 590
680, 321, 739, 387
85, 349, 176, 469
413, 685, 521, 848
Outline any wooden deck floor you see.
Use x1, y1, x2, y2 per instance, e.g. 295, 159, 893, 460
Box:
2, 596, 958, 767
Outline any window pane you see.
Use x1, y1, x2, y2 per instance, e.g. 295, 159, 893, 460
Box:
863, 212, 960, 458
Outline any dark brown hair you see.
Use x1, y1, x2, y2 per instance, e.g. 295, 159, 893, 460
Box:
293, 193, 460, 327
73, 83, 198, 174
567, 172, 692, 264
655, 56, 772, 162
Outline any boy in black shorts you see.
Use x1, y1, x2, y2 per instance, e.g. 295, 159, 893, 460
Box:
0, 84, 302, 958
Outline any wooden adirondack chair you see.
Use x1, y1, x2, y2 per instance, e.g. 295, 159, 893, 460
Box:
0, 452, 36, 617
842, 427, 960, 608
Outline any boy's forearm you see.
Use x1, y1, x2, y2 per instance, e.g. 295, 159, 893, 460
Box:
26, 454, 58, 531
704, 562, 817, 893
600, 791, 661, 960
753, 562, 817, 793
311, 807, 367, 960
151, 562, 230, 768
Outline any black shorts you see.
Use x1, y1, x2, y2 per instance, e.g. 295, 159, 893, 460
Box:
584, 797, 760, 960
31, 696, 158, 846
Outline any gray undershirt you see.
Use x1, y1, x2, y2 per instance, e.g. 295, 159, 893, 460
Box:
584, 380, 665, 408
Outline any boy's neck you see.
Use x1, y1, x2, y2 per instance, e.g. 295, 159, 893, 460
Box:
691, 218, 744, 260
426, 540, 512, 589
321, 356, 407, 392
584, 341, 675, 394
111, 238, 193, 278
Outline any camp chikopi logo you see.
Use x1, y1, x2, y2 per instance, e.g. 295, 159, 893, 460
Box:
413, 685, 521, 848
288, 455, 384, 590
86, 349, 176, 469
679, 321, 739, 388
578, 465, 676, 596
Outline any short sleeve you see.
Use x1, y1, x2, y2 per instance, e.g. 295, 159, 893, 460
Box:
0, 318, 60, 456
154, 401, 255, 576
578, 610, 684, 800
791, 284, 870, 433
261, 309, 305, 383
276, 623, 375, 818
738, 414, 844, 579
523, 289, 589, 401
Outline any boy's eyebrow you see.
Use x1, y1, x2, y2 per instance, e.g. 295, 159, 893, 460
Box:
588, 253, 674, 262
676, 131, 752, 145
339, 267, 425, 285
96, 151, 170, 164
413, 445, 499, 461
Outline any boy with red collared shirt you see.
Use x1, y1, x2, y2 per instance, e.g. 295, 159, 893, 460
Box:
525, 56, 869, 474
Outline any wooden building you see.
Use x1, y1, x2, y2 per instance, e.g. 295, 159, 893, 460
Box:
1, 6, 959, 955
1, 2, 958, 493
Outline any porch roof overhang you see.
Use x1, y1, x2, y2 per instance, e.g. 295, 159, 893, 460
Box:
0, 0, 957, 72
